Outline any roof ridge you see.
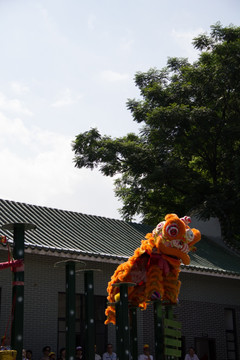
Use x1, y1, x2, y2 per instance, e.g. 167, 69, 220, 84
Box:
0, 198, 125, 222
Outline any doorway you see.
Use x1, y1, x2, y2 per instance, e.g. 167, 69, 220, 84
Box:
195, 337, 216, 360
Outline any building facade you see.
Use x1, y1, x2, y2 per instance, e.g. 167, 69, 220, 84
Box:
0, 199, 239, 360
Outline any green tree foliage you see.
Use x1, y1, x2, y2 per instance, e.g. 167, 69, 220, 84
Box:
72, 23, 240, 245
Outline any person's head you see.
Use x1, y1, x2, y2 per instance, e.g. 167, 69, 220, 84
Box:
76, 346, 82, 357
189, 347, 195, 356
59, 348, 66, 359
49, 352, 56, 360
26, 350, 32, 359
22, 349, 26, 358
94, 345, 97, 353
106, 344, 113, 354
143, 344, 150, 355
42, 346, 51, 357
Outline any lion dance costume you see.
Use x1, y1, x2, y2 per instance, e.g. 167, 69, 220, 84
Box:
105, 213, 201, 324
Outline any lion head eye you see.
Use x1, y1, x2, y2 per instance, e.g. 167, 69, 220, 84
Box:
166, 224, 179, 237
186, 229, 194, 242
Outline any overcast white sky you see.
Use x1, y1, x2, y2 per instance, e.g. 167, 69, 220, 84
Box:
0, 0, 239, 220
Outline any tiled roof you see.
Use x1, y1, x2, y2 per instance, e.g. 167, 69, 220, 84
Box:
186, 236, 240, 276
0, 199, 239, 276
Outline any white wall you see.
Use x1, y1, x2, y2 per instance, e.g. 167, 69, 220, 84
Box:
191, 217, 221, 239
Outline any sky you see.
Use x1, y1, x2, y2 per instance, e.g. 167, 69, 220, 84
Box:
0, 0, 239, 221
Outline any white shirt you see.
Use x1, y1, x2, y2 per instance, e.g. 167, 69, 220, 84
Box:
138, 355, 153, 360
102, 352, 117, 360
184, 354, 199, 360
95, 354, 101, 360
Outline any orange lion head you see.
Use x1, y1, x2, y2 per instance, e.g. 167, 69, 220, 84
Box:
152, 213, 201, 265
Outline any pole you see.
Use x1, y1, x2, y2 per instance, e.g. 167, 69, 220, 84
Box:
84, 270, 95, 360
2, 222, 36, 360
66, 261, 76, 360
113, 283, 135, 360
129, 306, 138, 360
154, 301, 164, 360
115, 301, 122, 360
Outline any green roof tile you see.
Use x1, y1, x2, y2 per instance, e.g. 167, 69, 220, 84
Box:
189, 235, 240, 275
0, 199, 240, 276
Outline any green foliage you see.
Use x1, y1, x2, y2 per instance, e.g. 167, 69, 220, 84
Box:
72, 23, 240, 242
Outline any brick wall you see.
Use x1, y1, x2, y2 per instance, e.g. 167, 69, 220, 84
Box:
175, 300, 240, 360
177, 272, 240, 360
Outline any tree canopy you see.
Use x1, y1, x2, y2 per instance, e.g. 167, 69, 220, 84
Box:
72, 23, 240, 246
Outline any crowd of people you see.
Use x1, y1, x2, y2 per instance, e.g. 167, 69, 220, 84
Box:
1, 338, 200, 360
36, 344, 116, 360
25, 344, 116, 360
36, 344, 156, 360
20, 343, 153, 360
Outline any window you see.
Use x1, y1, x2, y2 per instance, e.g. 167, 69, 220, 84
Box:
224, 308, 238, 360
58, 293, 107, 355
